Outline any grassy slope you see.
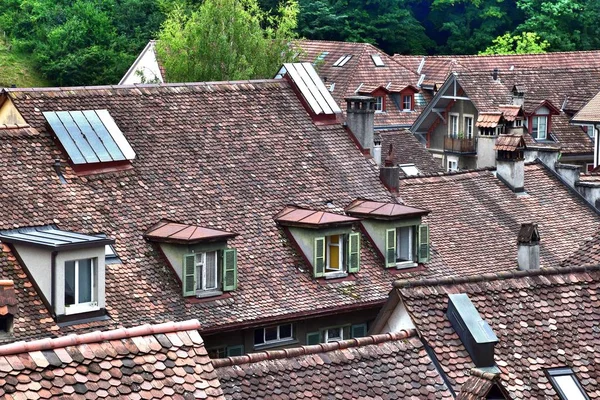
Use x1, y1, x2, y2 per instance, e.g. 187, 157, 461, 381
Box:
0, 39, 49, 88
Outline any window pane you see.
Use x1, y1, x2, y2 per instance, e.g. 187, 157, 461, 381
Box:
254, 329, 265, 345
279, 324, 292, 339
65, 261, 76, 306
554, 375, 587, 400
397, 226, 413, 261
205, 251, 217, 289
327, 327, 342, 342
265, 327, 278, 342
78, 259, 93, 303
196, 262, 203, 291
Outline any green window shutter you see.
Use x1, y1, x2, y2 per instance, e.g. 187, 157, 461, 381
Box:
385, 228, 397, 268
418, 224, 430, 263
306, 331, 321, 345
226, 345, 244, 357
313, 237, 325, 277
351, 323, 368, 338
348, 232, 360, 273
222, 248, 238, 292
183, 254, 196, 297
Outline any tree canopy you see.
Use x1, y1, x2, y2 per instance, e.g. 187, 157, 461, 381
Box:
156, 0, 298, 82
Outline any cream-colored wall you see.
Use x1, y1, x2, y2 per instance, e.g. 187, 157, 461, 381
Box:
119, 42, 164, 85
0, 99, 26, 125
13, 244, 52, 302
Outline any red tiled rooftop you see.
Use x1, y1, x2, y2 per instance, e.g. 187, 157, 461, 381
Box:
494, 134, 526, 151
274, 205, 358, 227
144, 219, 237, 244
476, 112, 502, 128
345, 199, 429, 219
498, 104, 521, 121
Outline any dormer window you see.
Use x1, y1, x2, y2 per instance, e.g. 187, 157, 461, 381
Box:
275, 206, 361, 279
145, 220, 238, 298
0, 226, 113, 321
531, 115, 547, 140
375, 96, 384, 112
345, 200, 430, 270
402, 95, 412, 111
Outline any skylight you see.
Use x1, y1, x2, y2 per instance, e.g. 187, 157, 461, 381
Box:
281, 63, 342, 116
371, 54, 385, 67
546, 368, 589, 400
333, 55, 353, 67
314, 51, 329, 65
399, 164, 420, 176
43, 110, 136, 165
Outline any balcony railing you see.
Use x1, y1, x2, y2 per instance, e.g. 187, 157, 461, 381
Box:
444, 136, 476, 154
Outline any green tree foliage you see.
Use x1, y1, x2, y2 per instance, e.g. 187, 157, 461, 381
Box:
0, 0, 164, 86
479, 32, 549, 55
155, 0, 298, 82
297, 0, 347, 41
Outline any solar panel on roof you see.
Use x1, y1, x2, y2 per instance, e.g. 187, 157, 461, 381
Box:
282, 63, 342, 116
333, 55, 352, 67
43, 110, 135, 165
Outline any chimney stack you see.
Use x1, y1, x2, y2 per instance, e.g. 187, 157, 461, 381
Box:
373, 135, 382, 166
517, 223, 540, 271
379, 144, 399, 192
492, 68, 499, 81
494, 134, 526, 192
345, 96, 376, 155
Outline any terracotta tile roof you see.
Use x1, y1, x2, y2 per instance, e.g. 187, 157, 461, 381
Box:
144, 219, 237, 244
573, 89, 600, 124
0, 82, 442, 340
345, 199, 429, 219
379, 129, 444, 175
476, 112, 503, 128
562, 229, 600, 267
213, 330, 454, 399
398, 163, 600, 276
494, 134, 526, 151
0, 281, 17, 317
274, 205, 358, 227
0, 319, 225, 399
295, 40, 422, 127
456, 369, 505, 400
395, 264, 600, 398
454, 69, 600, 154
497, 104, 521, 121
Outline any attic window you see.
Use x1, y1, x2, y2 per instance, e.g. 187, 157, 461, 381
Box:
0, 315, 13, 335
371, 54, 385, 67
333, 55, 353, 67
43, 110, 135, 169
399, 163, 420, 176
545, 368, 589, 400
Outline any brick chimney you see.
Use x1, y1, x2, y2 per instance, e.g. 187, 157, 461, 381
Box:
494, 134, 526, 192
379, 144, 399, 192
345, 96, 376, 155
517, 223, 540, 271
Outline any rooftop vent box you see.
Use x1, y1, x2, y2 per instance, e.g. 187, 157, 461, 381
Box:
447, 293, 498, 368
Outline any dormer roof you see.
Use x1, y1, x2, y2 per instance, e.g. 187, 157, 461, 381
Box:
345, 199, 429, 220
274, 206, 358, 228
494, 134, 526, 151
476, 112, 503, 128
498, 104, 522, 121
0, 226, 113, 250
144, 220, 237, 244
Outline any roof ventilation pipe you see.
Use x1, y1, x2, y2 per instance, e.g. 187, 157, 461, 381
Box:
517, 223, 540, 271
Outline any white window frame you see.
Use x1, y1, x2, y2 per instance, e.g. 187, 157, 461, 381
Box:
255, 324, 294, 347
447, 159, 458, 172
375, 96, 384, 113
448, 113, 459, 138
402, 95, 412, 111
324, 326, 344, 343
546, 367, 589, 400
463, 114, 474, 139
195, 251, 218, 292
396, 226, 416, 267
513, 119, 523, 127
326, 235, 344, 273
532, 115, 548, 140
583, 124, 596, 139
64, 258, 98, 315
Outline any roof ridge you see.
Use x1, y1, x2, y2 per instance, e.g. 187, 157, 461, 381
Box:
393, 264, 600, 289
0, 124, 31, 130
421, 50, 600, 59
0, 319, 200, 356
399, 166, 496, 180
3, 79, 285, 93
211, 329, 417, 368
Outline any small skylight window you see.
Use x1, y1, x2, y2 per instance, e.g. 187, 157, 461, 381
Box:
314, 51, 329, 65
43, 110, 136, 165
399, 164, 420, 177
546, 368, 589, 400
333, 55, 353, 67
371, 54, 385, 67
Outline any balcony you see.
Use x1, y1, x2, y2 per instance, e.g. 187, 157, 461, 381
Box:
444, 136, 476, 154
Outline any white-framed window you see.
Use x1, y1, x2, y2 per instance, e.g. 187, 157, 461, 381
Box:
546, 367, 589, 400
513, 119, 523, 127
326, 235, 343, 272
495, 125, 504, 135
582, 124, 596, 139
196, 251, 218, 291
385, 224, 430, 268
325, 326, 343, 342
449, 114, 459, 138
64, 258, 98, 314
463, 115, 474, 139
254, 324, 294, 346
448, 159, 458, 172
375, 96, 384, 112
532, 116, 548, 140
402, 95, 412, 111
396, 226, 414, 264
